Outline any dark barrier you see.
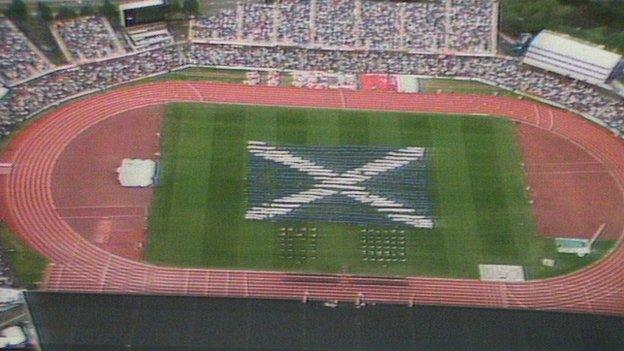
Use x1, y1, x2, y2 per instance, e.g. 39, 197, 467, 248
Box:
25, 291, 624, 350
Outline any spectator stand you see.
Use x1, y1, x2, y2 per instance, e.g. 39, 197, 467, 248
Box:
446, 0, 498, 54
277, 0, 311, 46
191, 4, 242, 44
2, 42, 624, 141
48, 20, 73, 62
189, 0, 499, 56
241, 3, 276, 43
402, 1, 446, 53
0, 43, 186, 138
52, 16, 126, 63
0, 18, 54, 87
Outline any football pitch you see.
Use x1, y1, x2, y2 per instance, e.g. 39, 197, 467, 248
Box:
147, 103, 587, 279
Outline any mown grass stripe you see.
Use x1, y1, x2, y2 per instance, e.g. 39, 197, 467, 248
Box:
462, 118, 518, 262
431, 117, 482, 277
203, 106, 247, 266
339, 111, 369, 145
278, 110, 308, 145
399, 115, 449, 276
369, 112, 401, 146
307, 109, 340, 146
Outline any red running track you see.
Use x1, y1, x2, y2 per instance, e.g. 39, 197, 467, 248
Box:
2, 81, 624, 315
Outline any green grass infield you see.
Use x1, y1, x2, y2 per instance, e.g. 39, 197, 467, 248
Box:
147, 103, 613, 279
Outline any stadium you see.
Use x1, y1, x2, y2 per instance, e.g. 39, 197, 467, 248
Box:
1, 0, 624, 347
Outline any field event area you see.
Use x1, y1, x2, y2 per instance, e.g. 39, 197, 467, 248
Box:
147, 103, 609, 279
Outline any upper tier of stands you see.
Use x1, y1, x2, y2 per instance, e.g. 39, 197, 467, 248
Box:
54, 16, 126, 61
192, 0, 498, 54
0, 18, 52, 86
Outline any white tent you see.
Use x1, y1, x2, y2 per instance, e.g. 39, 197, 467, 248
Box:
0, 326, 26, 347
116, 159, 156, 187
523, 30, 623, 87
0, 288, 23, 304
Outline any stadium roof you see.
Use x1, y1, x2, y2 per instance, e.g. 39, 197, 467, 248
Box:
523, 30, 623, 86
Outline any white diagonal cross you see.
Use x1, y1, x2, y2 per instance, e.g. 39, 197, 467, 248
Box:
245, 141, 434, 228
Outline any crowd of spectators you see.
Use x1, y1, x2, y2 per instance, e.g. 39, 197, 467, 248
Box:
192, 0, 496, 53
447, 0, 495, 52
0, 37, 623, 138
361, 1, 400, 50
315, 0, 359, 48
242, 3, 274, 43
55, 16, 124, 61
1, 42, 622, 137
403, 1, 446, 52
193, 8, 239, 41
277, 0, 311, 45
0, 45, 183, 136
0, 18, 52, 85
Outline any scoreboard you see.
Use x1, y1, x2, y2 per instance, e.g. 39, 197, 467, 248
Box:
119, 0, 168, 27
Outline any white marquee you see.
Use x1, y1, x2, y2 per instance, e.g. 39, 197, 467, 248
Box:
523, 30, 622, 87
116, 158, 156, 187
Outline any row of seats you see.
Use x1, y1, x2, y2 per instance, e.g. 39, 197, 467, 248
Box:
0, 17, 52, 85
54, 16, 125, 61
193, 0, 496, 53
1, 42, 624, 142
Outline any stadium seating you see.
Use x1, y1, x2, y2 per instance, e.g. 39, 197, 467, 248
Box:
0, 0, 623, 144
0, 18, 52, 85
192, 0, 497, 53
2, 42, 624, 138
54, 16, 125, 61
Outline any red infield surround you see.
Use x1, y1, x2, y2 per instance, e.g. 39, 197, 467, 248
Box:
2, 81, 624, 315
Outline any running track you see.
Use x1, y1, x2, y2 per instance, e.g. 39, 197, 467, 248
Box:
2, 82, 624, 315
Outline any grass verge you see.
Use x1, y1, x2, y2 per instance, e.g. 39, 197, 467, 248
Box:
0, 223, 47, 289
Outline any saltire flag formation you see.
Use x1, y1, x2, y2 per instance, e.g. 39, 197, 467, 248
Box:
245, 141, 434, 229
